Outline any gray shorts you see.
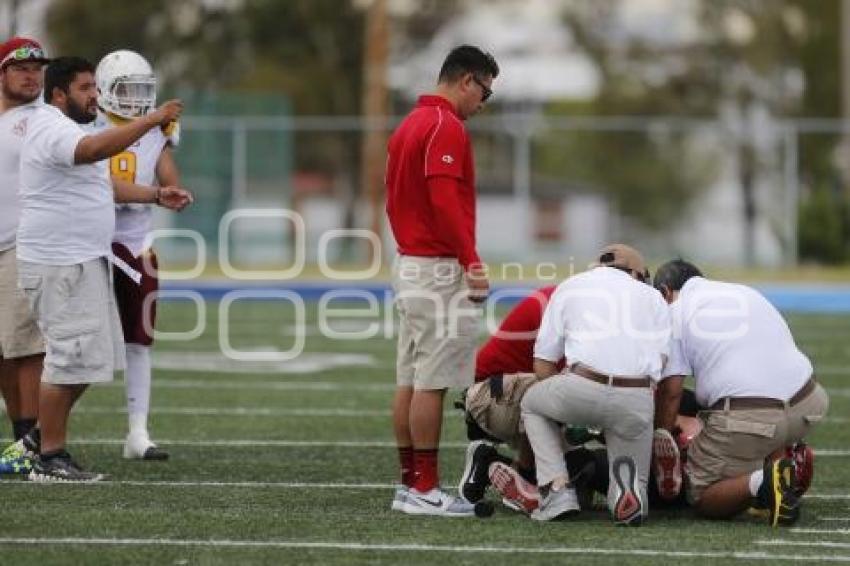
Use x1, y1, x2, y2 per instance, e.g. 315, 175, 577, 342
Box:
0, 247, 44, 359
18, 258, 125, 385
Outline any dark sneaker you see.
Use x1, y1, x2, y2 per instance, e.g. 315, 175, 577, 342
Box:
124, 434, 169, 461
458, 441, 503, 503
611, 456, 645, 526
28, 453, 105, 483
570, 459, 598, 510
758, 457, 800, 527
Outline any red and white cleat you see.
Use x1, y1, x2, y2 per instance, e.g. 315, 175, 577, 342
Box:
488, 462, 540, 514
786, 442, 814, 497
652, 428, 682, 501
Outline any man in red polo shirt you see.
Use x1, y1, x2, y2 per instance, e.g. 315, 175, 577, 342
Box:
386, 45, 498, 516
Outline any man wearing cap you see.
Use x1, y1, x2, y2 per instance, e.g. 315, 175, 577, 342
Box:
15, 56, 183, 481
653, 259, 828, 527
520, 244, 671, 525
0, 37, 50, 462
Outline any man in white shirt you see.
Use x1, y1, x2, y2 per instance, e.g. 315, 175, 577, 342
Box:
0, 37, 49, 460
654, 259, 828, 527
521, 244, 670, 525
17, 56, 183, 482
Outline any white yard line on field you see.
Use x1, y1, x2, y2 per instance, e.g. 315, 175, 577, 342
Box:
756, 541, 850, 550
791, 529, 850, 535
73, 406, 392, 417
6, 480, 395, 489
0, 538, 848, 561
35, 438, 469, 448
136, 380, 395, 391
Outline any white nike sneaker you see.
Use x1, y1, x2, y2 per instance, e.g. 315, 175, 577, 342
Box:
391, 486, 409, 511
530, 485, 580, 521
401, 487, 476, 517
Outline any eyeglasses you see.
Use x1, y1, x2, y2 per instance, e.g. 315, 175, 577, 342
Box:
472, 76, 493, 103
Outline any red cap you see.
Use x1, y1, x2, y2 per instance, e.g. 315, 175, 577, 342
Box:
0, 37, 50, 70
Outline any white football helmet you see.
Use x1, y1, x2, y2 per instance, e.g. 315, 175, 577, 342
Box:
96, 50, 157, 119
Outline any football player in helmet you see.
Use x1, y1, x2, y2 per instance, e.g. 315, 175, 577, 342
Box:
94, 50, 192, 460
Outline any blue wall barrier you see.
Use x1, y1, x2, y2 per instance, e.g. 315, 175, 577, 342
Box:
161, 281, 850, 314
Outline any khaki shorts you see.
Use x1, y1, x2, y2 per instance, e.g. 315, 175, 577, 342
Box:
18, 258, 126, 385
0, 247, 44, 359
393, 255, 479, 391
686, 382, 829, 503
465, 373, 538, 447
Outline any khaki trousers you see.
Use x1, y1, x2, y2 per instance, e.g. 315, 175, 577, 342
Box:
521, 372, 654, 513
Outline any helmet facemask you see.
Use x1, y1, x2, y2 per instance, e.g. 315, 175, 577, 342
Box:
103, 74, 157, 119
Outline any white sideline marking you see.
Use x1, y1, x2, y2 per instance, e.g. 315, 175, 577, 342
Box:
0, 538, 849, 561
75, 406, 392, 418
27, 438, 469, 449
70, 406, 850, 425
806, 495, 850, 500
791, 528, 850, 535
116, 380, 395, 392
152, 351, 378, 374
8, 480, 395, 490
757, 540, 850, 550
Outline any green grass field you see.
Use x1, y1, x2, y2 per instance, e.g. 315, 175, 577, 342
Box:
1, 301, 849, 565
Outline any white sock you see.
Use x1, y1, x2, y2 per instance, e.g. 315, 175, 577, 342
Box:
125, 343, 152, 438
749, 469, 764, 497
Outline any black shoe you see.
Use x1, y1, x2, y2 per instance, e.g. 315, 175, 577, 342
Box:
28, 452, 105, 483
571, 459, 597, 510
757, 458, 800, 527
141, 446, 169, 461
458, 441, 504, 503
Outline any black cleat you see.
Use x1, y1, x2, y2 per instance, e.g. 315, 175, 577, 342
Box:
458, 441, 505, 503
141, 446, 169, 461
28, 452, 105, 483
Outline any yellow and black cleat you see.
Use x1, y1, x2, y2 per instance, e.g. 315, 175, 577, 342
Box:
766, 458, 800, 527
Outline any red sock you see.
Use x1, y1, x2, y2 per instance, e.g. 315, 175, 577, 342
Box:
412, 448, 439, 493
398, 446, 415, 487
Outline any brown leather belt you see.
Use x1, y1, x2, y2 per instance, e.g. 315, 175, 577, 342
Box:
709, 377, 817, 411
570, 363, 652, 388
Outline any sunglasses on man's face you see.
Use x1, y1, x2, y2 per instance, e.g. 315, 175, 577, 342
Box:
472, 76, 493, 103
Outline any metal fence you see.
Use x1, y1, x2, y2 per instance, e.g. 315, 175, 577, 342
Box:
155, 114, 850, 269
